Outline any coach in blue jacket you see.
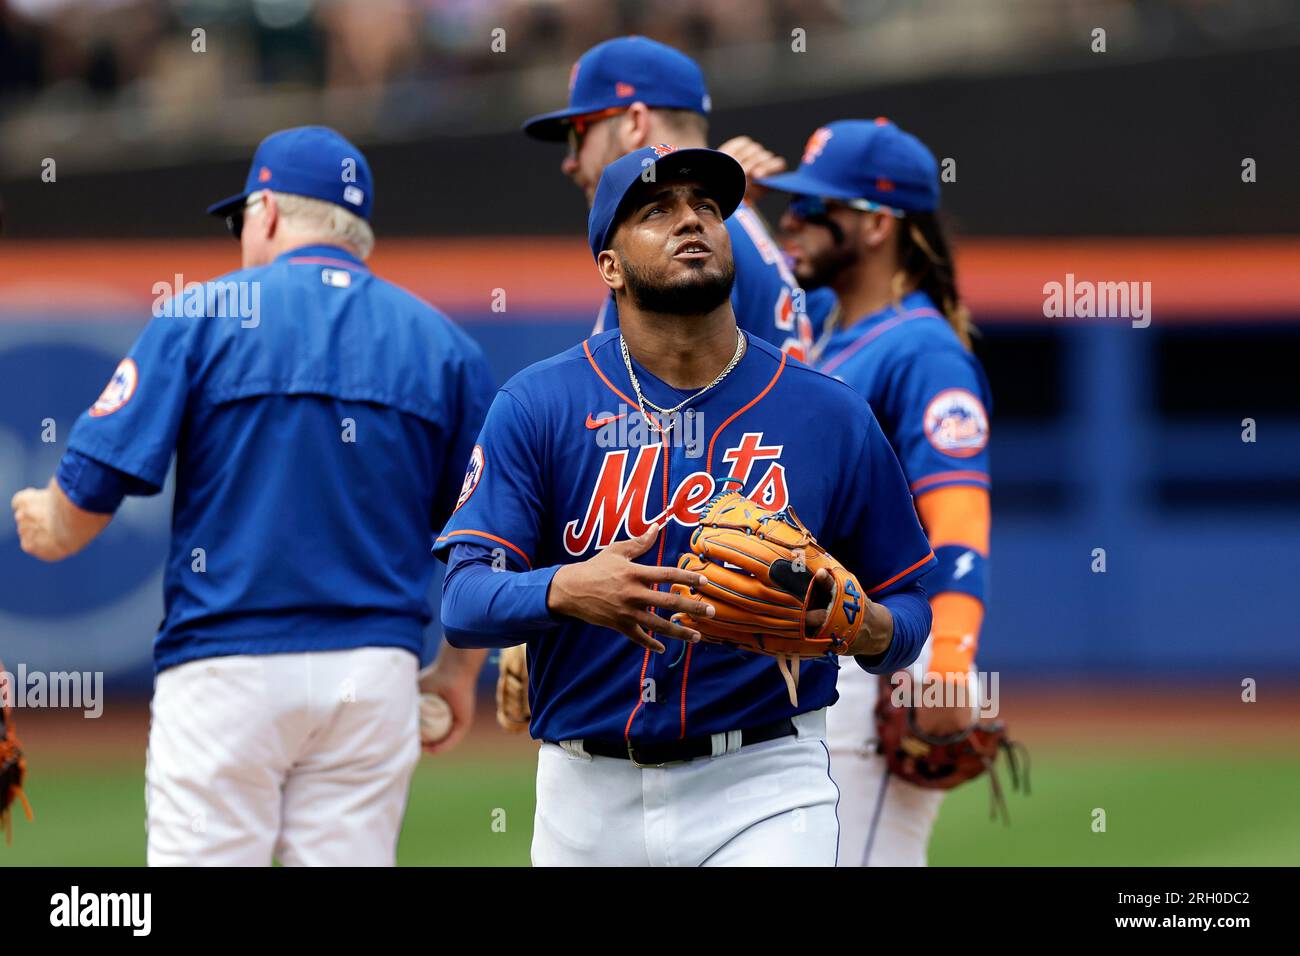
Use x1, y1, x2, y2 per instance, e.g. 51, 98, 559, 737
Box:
11, 127, 494, 866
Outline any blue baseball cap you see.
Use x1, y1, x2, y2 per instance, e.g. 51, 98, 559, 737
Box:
523, 36, 711, 142
206, 126, 374, 221
758, 118, 939, 214
587, 145, 745, 261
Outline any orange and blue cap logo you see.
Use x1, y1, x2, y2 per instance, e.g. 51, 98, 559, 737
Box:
257, 166, 272, 183
615, 81, 636, 98
802, 127, 833, 165
651, 143, 677, 157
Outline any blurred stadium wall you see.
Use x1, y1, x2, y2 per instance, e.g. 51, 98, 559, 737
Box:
1, 0, 1297, 690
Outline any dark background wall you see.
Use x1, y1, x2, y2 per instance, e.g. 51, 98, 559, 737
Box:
2, 47, 1294, 238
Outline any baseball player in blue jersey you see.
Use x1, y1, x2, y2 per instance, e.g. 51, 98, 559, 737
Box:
10, 127, 495, 866
498, 35, 837, 732
523, 35, 829, 359
435, 145, 937, 866
760, 119, 994, 865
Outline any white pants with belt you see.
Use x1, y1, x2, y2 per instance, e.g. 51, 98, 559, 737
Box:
532, 708, 841, 867
146, 646, 420, 867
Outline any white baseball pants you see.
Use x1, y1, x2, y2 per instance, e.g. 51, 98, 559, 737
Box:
826, 638, 978, 867
532, 708, 840, 866
146, 646, 420, 867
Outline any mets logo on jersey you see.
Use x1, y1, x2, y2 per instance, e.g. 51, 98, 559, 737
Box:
88, 358, 138, 418
923, 388, 989, 458
802, 127, 833, 164
563, 433, 789, 555
455, 445, 485, 511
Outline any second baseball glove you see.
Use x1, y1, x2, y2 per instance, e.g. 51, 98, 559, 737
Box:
670, 482, 866, 706
495, 643, 531, 733
875, 678, 1029, 823
1, 661, 33, 844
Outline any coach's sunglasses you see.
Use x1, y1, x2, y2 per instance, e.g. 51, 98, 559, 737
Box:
786, 194, 904, 222
224, 192, 267, 241
566, 107, 629, 155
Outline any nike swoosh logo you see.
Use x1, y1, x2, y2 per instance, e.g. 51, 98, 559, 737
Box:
585, 413, 625, 429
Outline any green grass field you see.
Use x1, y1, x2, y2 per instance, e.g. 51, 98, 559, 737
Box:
5, 748, 1298, 866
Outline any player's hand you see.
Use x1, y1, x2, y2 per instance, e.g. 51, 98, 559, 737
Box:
547, 523, 716, 654
805, 567, 892, 657
12, 478, 111, 562
12, 484, 70, 561
717, 135, 787, 204
910, 673, 978, 737
417, 648, 483, 755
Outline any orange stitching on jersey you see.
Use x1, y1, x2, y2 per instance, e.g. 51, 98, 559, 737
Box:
623, 649, 652, 742
434, 529, 532, 570
678, 641, 694, 739
706, 349, 787, 472
867, 551, 935, 594
590, 336, 676, 745
673, 348, 788, 738
583, 337, 638, 408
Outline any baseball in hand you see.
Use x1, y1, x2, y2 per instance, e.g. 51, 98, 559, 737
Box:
419, 692, 454, 744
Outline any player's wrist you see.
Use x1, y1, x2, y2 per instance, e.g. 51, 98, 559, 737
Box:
546, 564, 578, 619
849, 601, 893, 658
425, 646, 487, 684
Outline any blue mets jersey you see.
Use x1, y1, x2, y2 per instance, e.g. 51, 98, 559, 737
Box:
594, 203, 816, 358
61, 243, 494, 672
435, 329, 936, 743
815, 290, 991, 496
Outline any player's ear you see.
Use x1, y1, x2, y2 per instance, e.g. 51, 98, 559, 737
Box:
262, 191, 279, 239
621, 103, 652, 152
862, 210, 896, 251
597, 248, 625, 292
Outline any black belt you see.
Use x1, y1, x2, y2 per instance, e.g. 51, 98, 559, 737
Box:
563, 718, 797, 768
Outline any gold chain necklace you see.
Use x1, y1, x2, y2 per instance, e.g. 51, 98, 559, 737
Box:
620, 329, 746, 429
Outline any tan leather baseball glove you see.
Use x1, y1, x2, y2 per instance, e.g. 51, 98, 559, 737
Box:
495, 644, 530, 733
669, 486, 866, 706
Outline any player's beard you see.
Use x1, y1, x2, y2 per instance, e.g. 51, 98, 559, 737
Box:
620, 253, 736, 317
796, 233, 860, 291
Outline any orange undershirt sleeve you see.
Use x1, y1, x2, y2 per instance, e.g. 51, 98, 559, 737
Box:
914, 485, 990, 679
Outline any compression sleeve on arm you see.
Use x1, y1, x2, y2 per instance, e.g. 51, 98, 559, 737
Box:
440, 541, 562, 648
854, 577, 932, 675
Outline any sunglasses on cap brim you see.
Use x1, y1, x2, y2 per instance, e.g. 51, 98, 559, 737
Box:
565, 107, 630, 154
787, 194, 904, 220
224, 193, 267, 240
